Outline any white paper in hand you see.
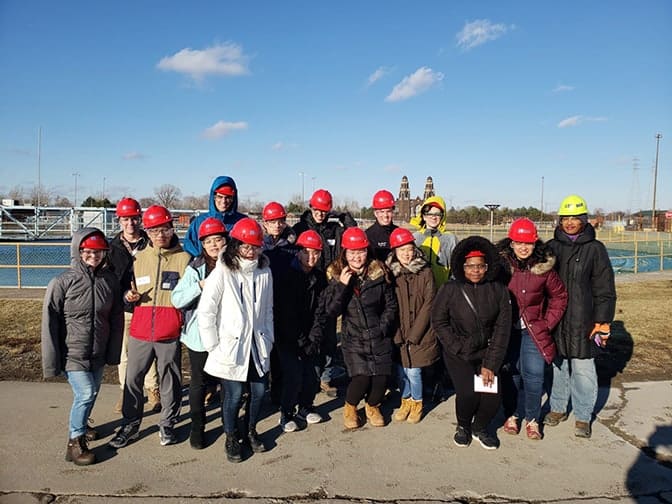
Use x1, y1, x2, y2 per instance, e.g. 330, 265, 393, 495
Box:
474, 374, 498, 394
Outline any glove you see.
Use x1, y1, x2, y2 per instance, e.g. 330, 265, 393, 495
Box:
590, 323, 611, 348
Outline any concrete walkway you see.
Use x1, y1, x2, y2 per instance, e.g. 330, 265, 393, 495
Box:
0, 380, 670, 503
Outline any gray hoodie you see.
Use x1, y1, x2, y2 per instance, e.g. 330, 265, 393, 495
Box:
41, 227, 124, 378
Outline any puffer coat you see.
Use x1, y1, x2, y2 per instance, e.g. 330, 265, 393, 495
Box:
499, 242, 568, 364
324, 258, 398, 377
386, 249, 439, 368
431, 236, 512, 373
42, 228, 124, 378
547, 223, 616, 359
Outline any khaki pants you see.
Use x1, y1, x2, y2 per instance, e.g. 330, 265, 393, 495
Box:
117, 312, 159, 390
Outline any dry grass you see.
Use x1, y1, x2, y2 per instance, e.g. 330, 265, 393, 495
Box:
0, 280, 670, 383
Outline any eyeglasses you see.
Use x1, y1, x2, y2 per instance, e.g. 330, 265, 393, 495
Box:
80, 249, 105, 256
147, 228, 173, 236
215, 194, 234, 201
422, 212, 443, 217
239, 243, 261, 252
464, 263, 487, 271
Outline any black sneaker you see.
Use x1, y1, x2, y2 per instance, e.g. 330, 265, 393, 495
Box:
109, 422, 140, 449
248, 429, 266, 453
159, 425, 177, 446
225, 433, 242, 463
472, 430, 500, 450
453, 426, 471, 447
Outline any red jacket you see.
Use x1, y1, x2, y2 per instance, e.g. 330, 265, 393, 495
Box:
501, 251, 568, 363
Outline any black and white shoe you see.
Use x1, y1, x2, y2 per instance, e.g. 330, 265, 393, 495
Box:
472, 430, 500, 450
109, 422, 140, 449
453, 426, 471, 447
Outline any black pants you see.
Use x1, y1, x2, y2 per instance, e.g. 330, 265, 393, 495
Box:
346, 375, 388, 406
187, 348, 216, 429
277, 347, 318, 418
442, 351, 501, 433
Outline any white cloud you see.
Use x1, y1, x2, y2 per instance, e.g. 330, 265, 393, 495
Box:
202, 120, 248, 139
553, 83, 575, 93
383, 164, 402, 173
557, 115, 607, 128
157, 42, 250, 81
272, 142, 285, 151
122, 151, 146, 160
456, 19, 513, 50
385, 67, 444, 102
367, 66, 389, 86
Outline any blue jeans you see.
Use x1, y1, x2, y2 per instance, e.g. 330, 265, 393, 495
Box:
549, 356, 597, 423
64, 368, 104, 438
397, 364, 423, 401
221, 365, 267, 434
512, 330, 546, 422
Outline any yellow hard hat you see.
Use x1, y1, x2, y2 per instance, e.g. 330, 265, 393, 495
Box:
558, 194, 588, 216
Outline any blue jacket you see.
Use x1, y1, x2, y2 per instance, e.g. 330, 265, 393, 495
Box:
171, 256, 209, 352
183, 176, 246, 257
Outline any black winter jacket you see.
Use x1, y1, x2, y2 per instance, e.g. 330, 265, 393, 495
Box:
366, 222, 398, 262
547, 224, 616, 359
432, 236, 512, 373
324, 258, 398, 376
293, 210, 357, 272
107, 230, 149, 312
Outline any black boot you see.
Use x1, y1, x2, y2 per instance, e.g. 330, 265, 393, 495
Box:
189, 414, 205, 450
65, 435, 96, 466
247, 428, 266, 453
225, 433, 242, 463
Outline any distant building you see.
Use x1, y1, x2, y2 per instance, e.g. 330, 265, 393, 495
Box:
395, 175, 434, 223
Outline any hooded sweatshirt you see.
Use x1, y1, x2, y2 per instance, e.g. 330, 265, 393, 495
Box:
410, 195, 459, 286
183, 176, 247, 257
41, 227, 124, 378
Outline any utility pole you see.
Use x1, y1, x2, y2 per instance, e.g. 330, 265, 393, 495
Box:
73, 172, 80, 207
102, 176, 107, 201
540, 176, 544, 225
652, 133, 662, 229
484, 203, 500, 242
37, 127, 42, 207
298, 171, 305, 207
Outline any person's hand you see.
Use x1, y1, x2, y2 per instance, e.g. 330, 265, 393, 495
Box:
199, 279, 206, 289
590, 323, 611, 348
125, 279, 140, 303
480, 367, 495, 387
339, 266, 353, 286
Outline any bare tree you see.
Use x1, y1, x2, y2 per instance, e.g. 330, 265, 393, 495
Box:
154, 184, 182, 208
53, 195, 73, 207
29, 185, 52, 206
8, 185, 24, 204
182, 194, 209, 210
139, 197, 158, 208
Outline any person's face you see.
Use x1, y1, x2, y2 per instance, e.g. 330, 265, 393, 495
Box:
374, 208, 394, 226
238, 242, 261, 260
511, 241, 534, 260
311, 207, 328, 224
80, 248, 105, 268
299, 247, 321, 271
147, 225, 174, 248
262, 218, 286, 238
463, 256, 487, 283
560, 216, 584, 235
422, 208, 443, 230
345, 248, 368, 272
214, 193, 234, 213
119, 216, 141, 239
201, 235, 226, 260
394, 243, 415, 267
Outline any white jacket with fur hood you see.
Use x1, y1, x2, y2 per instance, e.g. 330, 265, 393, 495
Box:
197, 254, 274, 381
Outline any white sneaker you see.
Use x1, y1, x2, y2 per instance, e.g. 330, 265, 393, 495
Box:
280, 417, 298, 433
297, 407, 323, 424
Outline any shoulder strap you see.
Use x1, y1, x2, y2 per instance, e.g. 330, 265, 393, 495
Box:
460, 286, 483, 332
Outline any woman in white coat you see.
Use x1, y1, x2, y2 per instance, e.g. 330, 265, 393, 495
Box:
197, 218, 274, 463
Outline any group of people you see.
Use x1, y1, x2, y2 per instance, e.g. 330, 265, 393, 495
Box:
41, 176, 616, 465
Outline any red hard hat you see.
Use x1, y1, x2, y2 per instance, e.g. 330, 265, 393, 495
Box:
508, 218, 538, 243
230, 218, 263, 247
80, 231, 109, 250
116, 197, 141, 217
142, 205, 173, 229
262, 201, 287, 221
372, 190, 395, 210
198, 217, 227, 240
341, 227, 369, 250
296, 230, 323, 250
389, 227, 415, 248
309, 189, 333, 212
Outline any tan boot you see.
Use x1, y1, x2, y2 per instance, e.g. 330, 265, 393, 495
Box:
343, 402, 361, 429
145, 387, 161, 413
406, 399, 423, 424
65, 436, 96, 466
393, 397, 412, 422
365, 403, 385, 427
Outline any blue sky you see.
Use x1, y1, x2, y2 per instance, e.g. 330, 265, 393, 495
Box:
1, 1, 670, 214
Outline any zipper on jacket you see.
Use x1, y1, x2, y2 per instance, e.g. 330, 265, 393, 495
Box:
151, 250, 163, 342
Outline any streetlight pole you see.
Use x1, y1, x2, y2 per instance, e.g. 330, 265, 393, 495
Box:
312, 176, 316, 194
102, 176, 106, 202
540, 176, 544, 225
298, 171, 305, 208
37, 127, 42, 207
652, 133, 662, 229
484, 204, 500, 242
73, 172, 80, 207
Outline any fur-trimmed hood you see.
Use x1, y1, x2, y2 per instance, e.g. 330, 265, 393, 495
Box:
326, 257, 390, 284
385, 247, 428, 277
450, 235, 500, 284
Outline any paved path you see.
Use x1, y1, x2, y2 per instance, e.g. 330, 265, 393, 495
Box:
0, 380, 670, 503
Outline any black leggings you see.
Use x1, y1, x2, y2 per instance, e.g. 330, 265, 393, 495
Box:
346, 375, 388, 406
442, 351, 501, 433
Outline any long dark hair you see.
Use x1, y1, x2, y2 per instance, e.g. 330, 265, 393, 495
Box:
221, 238, 243, 271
